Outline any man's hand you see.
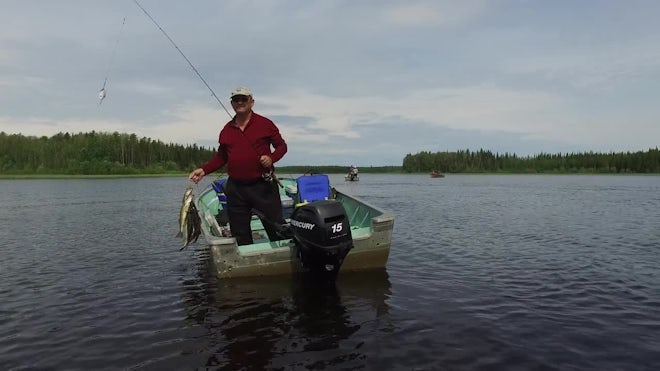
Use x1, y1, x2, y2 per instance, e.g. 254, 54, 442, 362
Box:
189, 168, 205, 183
259, 155, 273, 168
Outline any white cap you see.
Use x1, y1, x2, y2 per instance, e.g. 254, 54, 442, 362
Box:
230, 87, 252, 98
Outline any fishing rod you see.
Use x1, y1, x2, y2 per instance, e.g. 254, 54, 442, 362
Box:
132, 0, 233, 119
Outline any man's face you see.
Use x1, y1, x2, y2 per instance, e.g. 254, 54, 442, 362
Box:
231, 95, 253, 114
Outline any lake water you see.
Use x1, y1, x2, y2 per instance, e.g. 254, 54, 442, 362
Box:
1, 174, 659, 370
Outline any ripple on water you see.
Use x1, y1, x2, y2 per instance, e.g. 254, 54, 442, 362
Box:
1, 175, 660, 370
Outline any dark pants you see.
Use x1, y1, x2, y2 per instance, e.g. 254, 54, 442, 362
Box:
224, 178, 285, 246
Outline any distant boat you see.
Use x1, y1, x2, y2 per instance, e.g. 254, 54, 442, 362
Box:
430, 171, 445, 178
345, 173, 359, 181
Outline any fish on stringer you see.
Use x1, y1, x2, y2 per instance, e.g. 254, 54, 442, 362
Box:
177, 186, 202, 250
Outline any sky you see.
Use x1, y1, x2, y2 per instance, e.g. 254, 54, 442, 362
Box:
1, 0, 659, 166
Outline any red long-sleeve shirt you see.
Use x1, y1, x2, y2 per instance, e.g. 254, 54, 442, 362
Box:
201, 112, 287, 183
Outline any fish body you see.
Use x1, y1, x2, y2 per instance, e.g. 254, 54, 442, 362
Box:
181, 186, 193, 203
177, 186, 194, 233
177, 188, 194, 238
188, 202, 202, 244
98, 88, 107, 105
178, 186, 202, 250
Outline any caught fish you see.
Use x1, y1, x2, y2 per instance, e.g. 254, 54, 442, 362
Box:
177, 187, 193, 238
187, 202, 202, 245
177, 186, 202, 250
180, 186, 193, 205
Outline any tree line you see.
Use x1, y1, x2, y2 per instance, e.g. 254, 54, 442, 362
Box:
0, 131, 402, 175
0, 131, 216, 174
2, 131, 658, 175
402, 148, 660, 173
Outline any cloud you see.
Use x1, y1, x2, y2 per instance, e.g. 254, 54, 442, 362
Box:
380, 0, 487, 27
1, 1, 658, 166
503, 43, 660, 90
262, 85, 559, 135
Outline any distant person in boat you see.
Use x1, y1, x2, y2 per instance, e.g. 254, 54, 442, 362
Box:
188, 87, 288, 245
348, 164, 358, 180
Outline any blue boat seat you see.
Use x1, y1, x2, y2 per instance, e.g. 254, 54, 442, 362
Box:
211, 178, 227, 204
211, 179, 229, 226
295, 174, 331, 206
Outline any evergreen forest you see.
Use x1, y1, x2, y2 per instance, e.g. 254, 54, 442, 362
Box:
402, 149, 660, 173
0, 131, 215, 175
1, 131, 658, 175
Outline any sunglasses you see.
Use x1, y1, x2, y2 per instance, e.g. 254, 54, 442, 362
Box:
231, 95, 250, 103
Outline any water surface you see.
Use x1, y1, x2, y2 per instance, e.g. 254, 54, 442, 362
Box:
1, 175, 659, 370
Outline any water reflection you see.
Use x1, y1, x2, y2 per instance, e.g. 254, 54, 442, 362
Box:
181, 251, 391, 369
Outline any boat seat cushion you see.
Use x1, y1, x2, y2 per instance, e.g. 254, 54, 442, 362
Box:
296, 174, 331, 204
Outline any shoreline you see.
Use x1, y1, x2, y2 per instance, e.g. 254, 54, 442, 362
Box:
0, 173, 188, 180
1, 172, 658, 180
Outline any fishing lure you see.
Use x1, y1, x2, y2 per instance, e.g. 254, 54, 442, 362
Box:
99, 16, 126, 106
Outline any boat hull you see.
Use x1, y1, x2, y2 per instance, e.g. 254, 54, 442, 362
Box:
195, 176, 394, 278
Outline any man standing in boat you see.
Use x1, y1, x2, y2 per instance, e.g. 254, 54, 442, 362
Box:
189, 87, 288, 245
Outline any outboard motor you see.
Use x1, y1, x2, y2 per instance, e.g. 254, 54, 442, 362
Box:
290, 200, 353, 279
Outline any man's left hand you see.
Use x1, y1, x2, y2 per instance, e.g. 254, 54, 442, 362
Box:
259, 155, 272, 168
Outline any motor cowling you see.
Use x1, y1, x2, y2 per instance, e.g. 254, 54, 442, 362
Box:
290, 200, 353, 278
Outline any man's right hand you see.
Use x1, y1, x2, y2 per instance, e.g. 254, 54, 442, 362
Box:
189, 168, 205, 183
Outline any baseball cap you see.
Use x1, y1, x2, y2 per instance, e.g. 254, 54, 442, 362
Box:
230, 87, 252, 98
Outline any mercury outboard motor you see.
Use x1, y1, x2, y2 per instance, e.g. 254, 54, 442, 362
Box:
290, 200, 353, 279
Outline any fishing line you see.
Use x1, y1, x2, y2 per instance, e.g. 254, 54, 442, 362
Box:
132, 0, 233, 118
99, 16, 126, 105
